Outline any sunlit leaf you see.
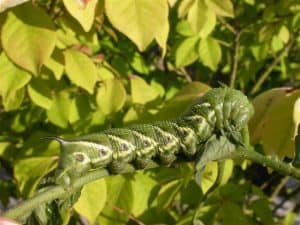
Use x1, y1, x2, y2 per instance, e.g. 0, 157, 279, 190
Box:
74, 179, 107, 224
69, 95, 92, 123
14, 157, 56, 197
62, 0, 98, 32
64, 49, 98, 94
250, 88, 300, 158
178, 0, 195, 18
98, 175, 133, 225
175, 36, 199, 67
96, 79, 127, 115
131, 172, 158, 216
47, 91, 71, 128
1, 3, 56, 75
207, 0, 234, 17
130, 75, 160, 104
199, 37, 222, 71
0, 53, 31, 111
156, 82, 210, 120
187, 0, 216, 37
105, 0, 168, 51
44, 48, 65, 80
27, 78, 53, 109
200, 161, 218, 194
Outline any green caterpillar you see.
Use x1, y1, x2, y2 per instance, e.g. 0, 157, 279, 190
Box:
49, 87, 254, 186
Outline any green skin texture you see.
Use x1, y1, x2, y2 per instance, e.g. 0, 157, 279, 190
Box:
54, 87, 254, 186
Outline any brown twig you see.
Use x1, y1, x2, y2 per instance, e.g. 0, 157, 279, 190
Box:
106, 202, 145, 225
250, 36, 296, 95
229, 31, 242, 88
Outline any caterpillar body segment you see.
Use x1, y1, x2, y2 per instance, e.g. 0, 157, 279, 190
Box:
51, 87, 254, 186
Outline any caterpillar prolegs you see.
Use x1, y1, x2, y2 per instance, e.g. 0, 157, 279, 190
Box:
50, 87, 254, 186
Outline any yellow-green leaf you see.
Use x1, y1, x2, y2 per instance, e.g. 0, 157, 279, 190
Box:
250, 88, 300, 159
105, 0, 168, 51
14, 157, 56, 197
178, 0, 195, 18
27, 78, 53, 109
44, 48, 65, 80
68, 95, 91, 124
155, 9, 170, 57
130, 75, 160, 104
1, 3, 56, 75
199, 37, 221, 71
187, 0, 216, 37
207, 0, 234, 18
47, 91, 71, 128
175, 36, 199, 67
0, 53, 31, 111
200, 161, 218, 194
156, 82, 210, 120
74, 179, 107, 224
131, 172, 158, 216
64, 49, 98, 94
98, 175, 133, 225
278, 25, 290, 43
96, 79, 127, 115
62, 0, 98, 32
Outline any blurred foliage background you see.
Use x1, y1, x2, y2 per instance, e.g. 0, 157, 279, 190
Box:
1, 0, 300, 224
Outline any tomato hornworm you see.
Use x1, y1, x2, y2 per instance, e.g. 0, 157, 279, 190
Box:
48, 87, 254, 187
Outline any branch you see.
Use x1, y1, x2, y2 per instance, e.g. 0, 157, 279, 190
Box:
229, 31, 242, 88
2, 146, 300, 222
231, 147, 300, 179
250, 37, 295, 95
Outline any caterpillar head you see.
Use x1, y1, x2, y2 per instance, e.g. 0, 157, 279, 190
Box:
45, 137, 113, 171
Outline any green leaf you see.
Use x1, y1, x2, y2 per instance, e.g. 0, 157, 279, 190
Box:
250, 88, 300, 159
98, 175, 133, 225
175, 36, 199, 67
47, 91, 71, 128
278, 25, 290, 43
0, 53, 31, 111
131, 172, 158, 216
156, 82, 210, 120
97, 66, 115, 81
69, 95, 92, 124
44, 48, 65, 80
217, 202, 256, 225
64, 49, 98, 94
1, 3, 56, 75
74, 179, 107, 224
2, 89, 26, 111
155, 12, 169, 57
176, 20, 195, 37
96, 79, 126, 115
250, 199, 274, 225
259, 24, 279, 43
130, 75, 160, 104
105, 0, 168, 51
195, 136, 235, 173
130, 52, 149, 74
251, 44, 269, 61
206, 0, 234, 17
271, 36, 284, 52
200, 161, 218, 194
187, 0, 216, 37
62, 0, 98, 31
27, 78, 53, 109
158, 180, 183, 209
14, 157, 56, 197
198, 37, 221, 71
178, 0, 195, 18
218, 160, 234, 185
